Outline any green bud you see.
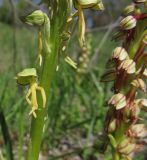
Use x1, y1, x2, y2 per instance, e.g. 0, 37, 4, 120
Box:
120, 16, 137, 30
108, 119, 117, 133
61, 31, 71, 41
118, 138, 130, 150
123, 4, 135, 15
25, 10, 46, 26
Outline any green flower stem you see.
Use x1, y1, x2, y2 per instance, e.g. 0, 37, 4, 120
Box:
112, 151, 120, 160
27, 1, 70, 160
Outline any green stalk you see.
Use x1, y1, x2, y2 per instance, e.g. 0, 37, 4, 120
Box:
112, 151, 120, 160
27, 1, 70, 160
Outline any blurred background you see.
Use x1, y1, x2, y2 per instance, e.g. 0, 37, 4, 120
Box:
0, 0, 146, 160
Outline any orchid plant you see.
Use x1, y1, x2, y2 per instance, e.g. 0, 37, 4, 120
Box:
15, 1, 104, 160
101, 0, 147, 159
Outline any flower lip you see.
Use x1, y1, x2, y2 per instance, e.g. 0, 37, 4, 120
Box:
112, 47, 129, 61
131, 124, 147, 138
118, 59, 136, 74
108, 93, 127, 110
131, 78, 146, 92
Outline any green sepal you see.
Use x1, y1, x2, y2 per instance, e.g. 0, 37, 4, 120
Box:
16, 68, 37, 85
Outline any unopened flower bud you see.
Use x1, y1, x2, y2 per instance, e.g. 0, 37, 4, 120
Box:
108, 119, 117, 133
118, 138, 130, 150
123, 4, 135, 15
142, 34, 147, 45
131, 124, 147, 138
120, 16, 137, 30
143, 69, 147, 77
131, 78, 146, 92
133, 0, 146, 3
79, 57, 84, 62
75, 0, 104, 10
119, 59, 136, 74
25, 10, 46, 26
61, 31, 71, 41
118, 143, 136, 155
112, 47, 129, 61
108, 93, 127, 110
140, 99, 147, 107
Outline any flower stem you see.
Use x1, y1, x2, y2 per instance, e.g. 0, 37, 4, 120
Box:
113, 152, 120, 160
27, 1, 70, 160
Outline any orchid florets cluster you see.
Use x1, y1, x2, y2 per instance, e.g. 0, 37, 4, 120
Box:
101, 1, 147, 159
